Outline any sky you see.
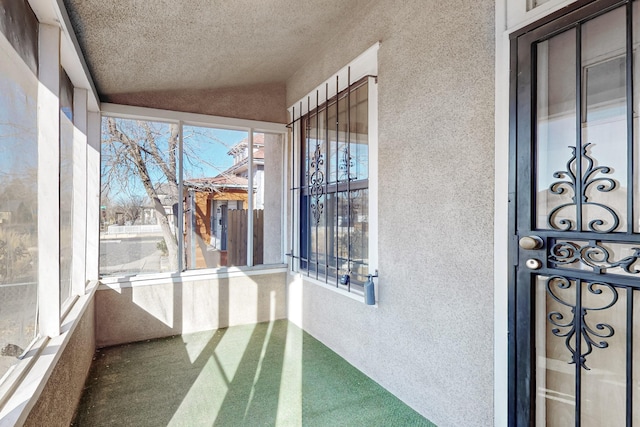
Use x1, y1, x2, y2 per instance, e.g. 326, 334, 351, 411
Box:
99, 118, 256, 203
182, 125, 245, 179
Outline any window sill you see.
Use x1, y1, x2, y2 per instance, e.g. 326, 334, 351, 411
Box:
99, 263, 289, 290
288, 271, 378, 307
0, 281, 98, 427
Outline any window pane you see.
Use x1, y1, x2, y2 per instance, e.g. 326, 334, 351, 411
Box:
350, 83, 368, 181
100, 118, 179, 276
0, 39, 38, 379
183, 126, 248, 269
60, 70, 74, 307
349, 188, 369, 287
582, 8, 627, 233
309, 191, 326, 279
337, 96, 349, 182
325, 192, 338, 281
300, 194, 309, 271
536, 30, 577, 230
326, 189, 370, 290
327, 101, 339, 184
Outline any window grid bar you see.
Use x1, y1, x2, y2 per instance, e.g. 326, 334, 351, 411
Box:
347, 66, 352, 292
626, 0, 634, 235
298, 180, 368, 194
177, 120, 184, 271
575, 277, 583, 427
627, 286, 633, 427
335, 75, 340, 287
306, 96, 311, 278
315, 90, 320, 281
290, 106, 296, 272
575, 24, 583, 232
324, 83, 330, 284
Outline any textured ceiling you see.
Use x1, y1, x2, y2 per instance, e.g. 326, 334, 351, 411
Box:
63, 0, 371, 99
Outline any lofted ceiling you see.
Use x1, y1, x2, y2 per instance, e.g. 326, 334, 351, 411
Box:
62, 0, 373, 101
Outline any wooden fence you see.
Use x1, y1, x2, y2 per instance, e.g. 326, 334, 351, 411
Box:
226, 209, 263, 266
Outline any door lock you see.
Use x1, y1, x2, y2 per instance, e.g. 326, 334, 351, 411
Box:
519, 236, 544, 250
525, 259, 542, 270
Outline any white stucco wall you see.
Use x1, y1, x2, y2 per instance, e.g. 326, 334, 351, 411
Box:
95, 269, 287, 348
286, 1, 496, 425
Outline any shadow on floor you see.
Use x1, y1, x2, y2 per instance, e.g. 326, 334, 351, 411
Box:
72, 320, 434, 426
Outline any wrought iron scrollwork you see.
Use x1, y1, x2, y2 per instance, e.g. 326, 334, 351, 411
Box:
549, 241, 640, 274
338, 146, 355, 182
547, 143, 619, 233
309, 142, 324, 225
545, 276, 618, 369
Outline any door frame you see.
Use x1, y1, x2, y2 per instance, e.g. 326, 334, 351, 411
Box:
507, 0, 631, 425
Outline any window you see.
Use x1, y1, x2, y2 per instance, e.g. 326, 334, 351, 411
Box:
100, 118, 180, 276
0, 13, 38, 381
288, 44, 379, 295
184, 127, 284, 269
182, 125, 250, 269
99, 114, 285, 277
298, 78, 373, 291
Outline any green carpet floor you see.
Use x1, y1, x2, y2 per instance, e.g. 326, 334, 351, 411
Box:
72, 320, 435, 426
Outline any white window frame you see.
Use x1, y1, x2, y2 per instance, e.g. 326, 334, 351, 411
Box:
99, 103, 287, 274
287, 43, 379, 298
0, 0, 102, 412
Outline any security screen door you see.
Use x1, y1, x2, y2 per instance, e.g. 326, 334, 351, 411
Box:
510, 0, 640, 425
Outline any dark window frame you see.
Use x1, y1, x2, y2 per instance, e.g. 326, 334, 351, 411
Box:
299, 78, 370, 291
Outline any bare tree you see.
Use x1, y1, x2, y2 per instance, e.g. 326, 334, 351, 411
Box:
102, 118, 180, 271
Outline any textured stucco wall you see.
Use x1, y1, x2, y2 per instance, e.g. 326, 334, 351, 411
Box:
104, 82, 287, 123
23, 299, 95, 427
96, 272, 287, 348
286, 1, 495, 426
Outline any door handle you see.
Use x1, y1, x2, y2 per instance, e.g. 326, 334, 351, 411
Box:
519, 236, 543, 250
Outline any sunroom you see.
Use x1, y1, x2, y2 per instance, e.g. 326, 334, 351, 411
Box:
5, 0, 640, 426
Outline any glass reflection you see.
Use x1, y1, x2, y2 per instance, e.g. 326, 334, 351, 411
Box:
182, 126, 249, 269
60, 71, 74, 307
0, 40, 38, 379
536, 29, 577, 230
581, 8, 627, 233
535, 276, 576, 427
100, 118, 179, 276
536, 8, 629, 233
